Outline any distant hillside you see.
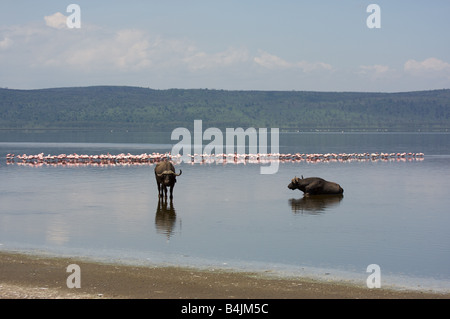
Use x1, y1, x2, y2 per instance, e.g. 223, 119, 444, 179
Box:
1, 86, 449, 131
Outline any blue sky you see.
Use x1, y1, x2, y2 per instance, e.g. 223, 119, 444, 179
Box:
1, 1, 449, 91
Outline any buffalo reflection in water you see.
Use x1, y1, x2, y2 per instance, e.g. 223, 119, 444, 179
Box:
155, 199, 178, 239
289, 194, 343, 214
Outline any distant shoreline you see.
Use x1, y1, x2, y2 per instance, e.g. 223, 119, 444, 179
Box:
1, 251, 449, 299
2, 86, 449, 132
1, 128, 449, 133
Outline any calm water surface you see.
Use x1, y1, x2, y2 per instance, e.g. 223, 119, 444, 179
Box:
1, 131, 449, 291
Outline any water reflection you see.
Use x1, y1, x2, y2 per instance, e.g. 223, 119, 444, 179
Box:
154, 199, 178, 239
45, 216, 70, 245
289, 195, 343, 214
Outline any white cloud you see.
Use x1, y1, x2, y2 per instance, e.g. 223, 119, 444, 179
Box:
253, 50, 332, 72
62, 29, 154, 71
404, 57, 450, 77
253, 51, 291, 69
359, 64, 390, 75
296, 60, 333, 72
357, 64, 394, 80
44, 12, 67, 29
183, 47, 249, 70
3, 17, 449, 91
5, 22, 250, 73
0, 36, 11, 49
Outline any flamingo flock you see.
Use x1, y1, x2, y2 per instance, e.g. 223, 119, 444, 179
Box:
5, 151, 424, 166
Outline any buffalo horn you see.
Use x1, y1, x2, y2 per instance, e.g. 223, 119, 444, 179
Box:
156, 170, 171, 177
157, 169, 182, 177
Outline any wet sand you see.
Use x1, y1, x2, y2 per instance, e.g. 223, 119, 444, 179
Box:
0, 251, 449, 299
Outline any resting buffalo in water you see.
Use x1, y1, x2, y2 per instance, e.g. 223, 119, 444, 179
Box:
154, 160, 182, 200
288, 176, 343, 195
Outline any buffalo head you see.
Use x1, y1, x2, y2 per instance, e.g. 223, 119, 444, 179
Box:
288, 176, 304, 191
156, 169, 182, 185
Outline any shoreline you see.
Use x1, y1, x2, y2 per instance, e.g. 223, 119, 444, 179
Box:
1, 251, 449, 299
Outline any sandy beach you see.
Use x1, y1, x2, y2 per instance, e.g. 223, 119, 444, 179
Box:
0, 251, 449, 299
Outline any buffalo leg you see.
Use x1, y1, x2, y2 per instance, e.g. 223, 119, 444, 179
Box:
156, 181, 162, 197
169, 185, 174, 200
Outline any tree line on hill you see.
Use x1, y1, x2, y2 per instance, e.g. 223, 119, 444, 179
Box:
0, 86, 449, 131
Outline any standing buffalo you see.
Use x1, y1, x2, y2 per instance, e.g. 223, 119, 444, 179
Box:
288, 176, 343, 195
154, 160, 182, 200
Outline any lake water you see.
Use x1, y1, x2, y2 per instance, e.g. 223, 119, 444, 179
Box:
1, 131, 450, 292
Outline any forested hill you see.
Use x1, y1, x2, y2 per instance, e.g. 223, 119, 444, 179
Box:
1, 86, 449, 131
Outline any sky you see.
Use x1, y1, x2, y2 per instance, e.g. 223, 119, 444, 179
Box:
0, 0, 449, 92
